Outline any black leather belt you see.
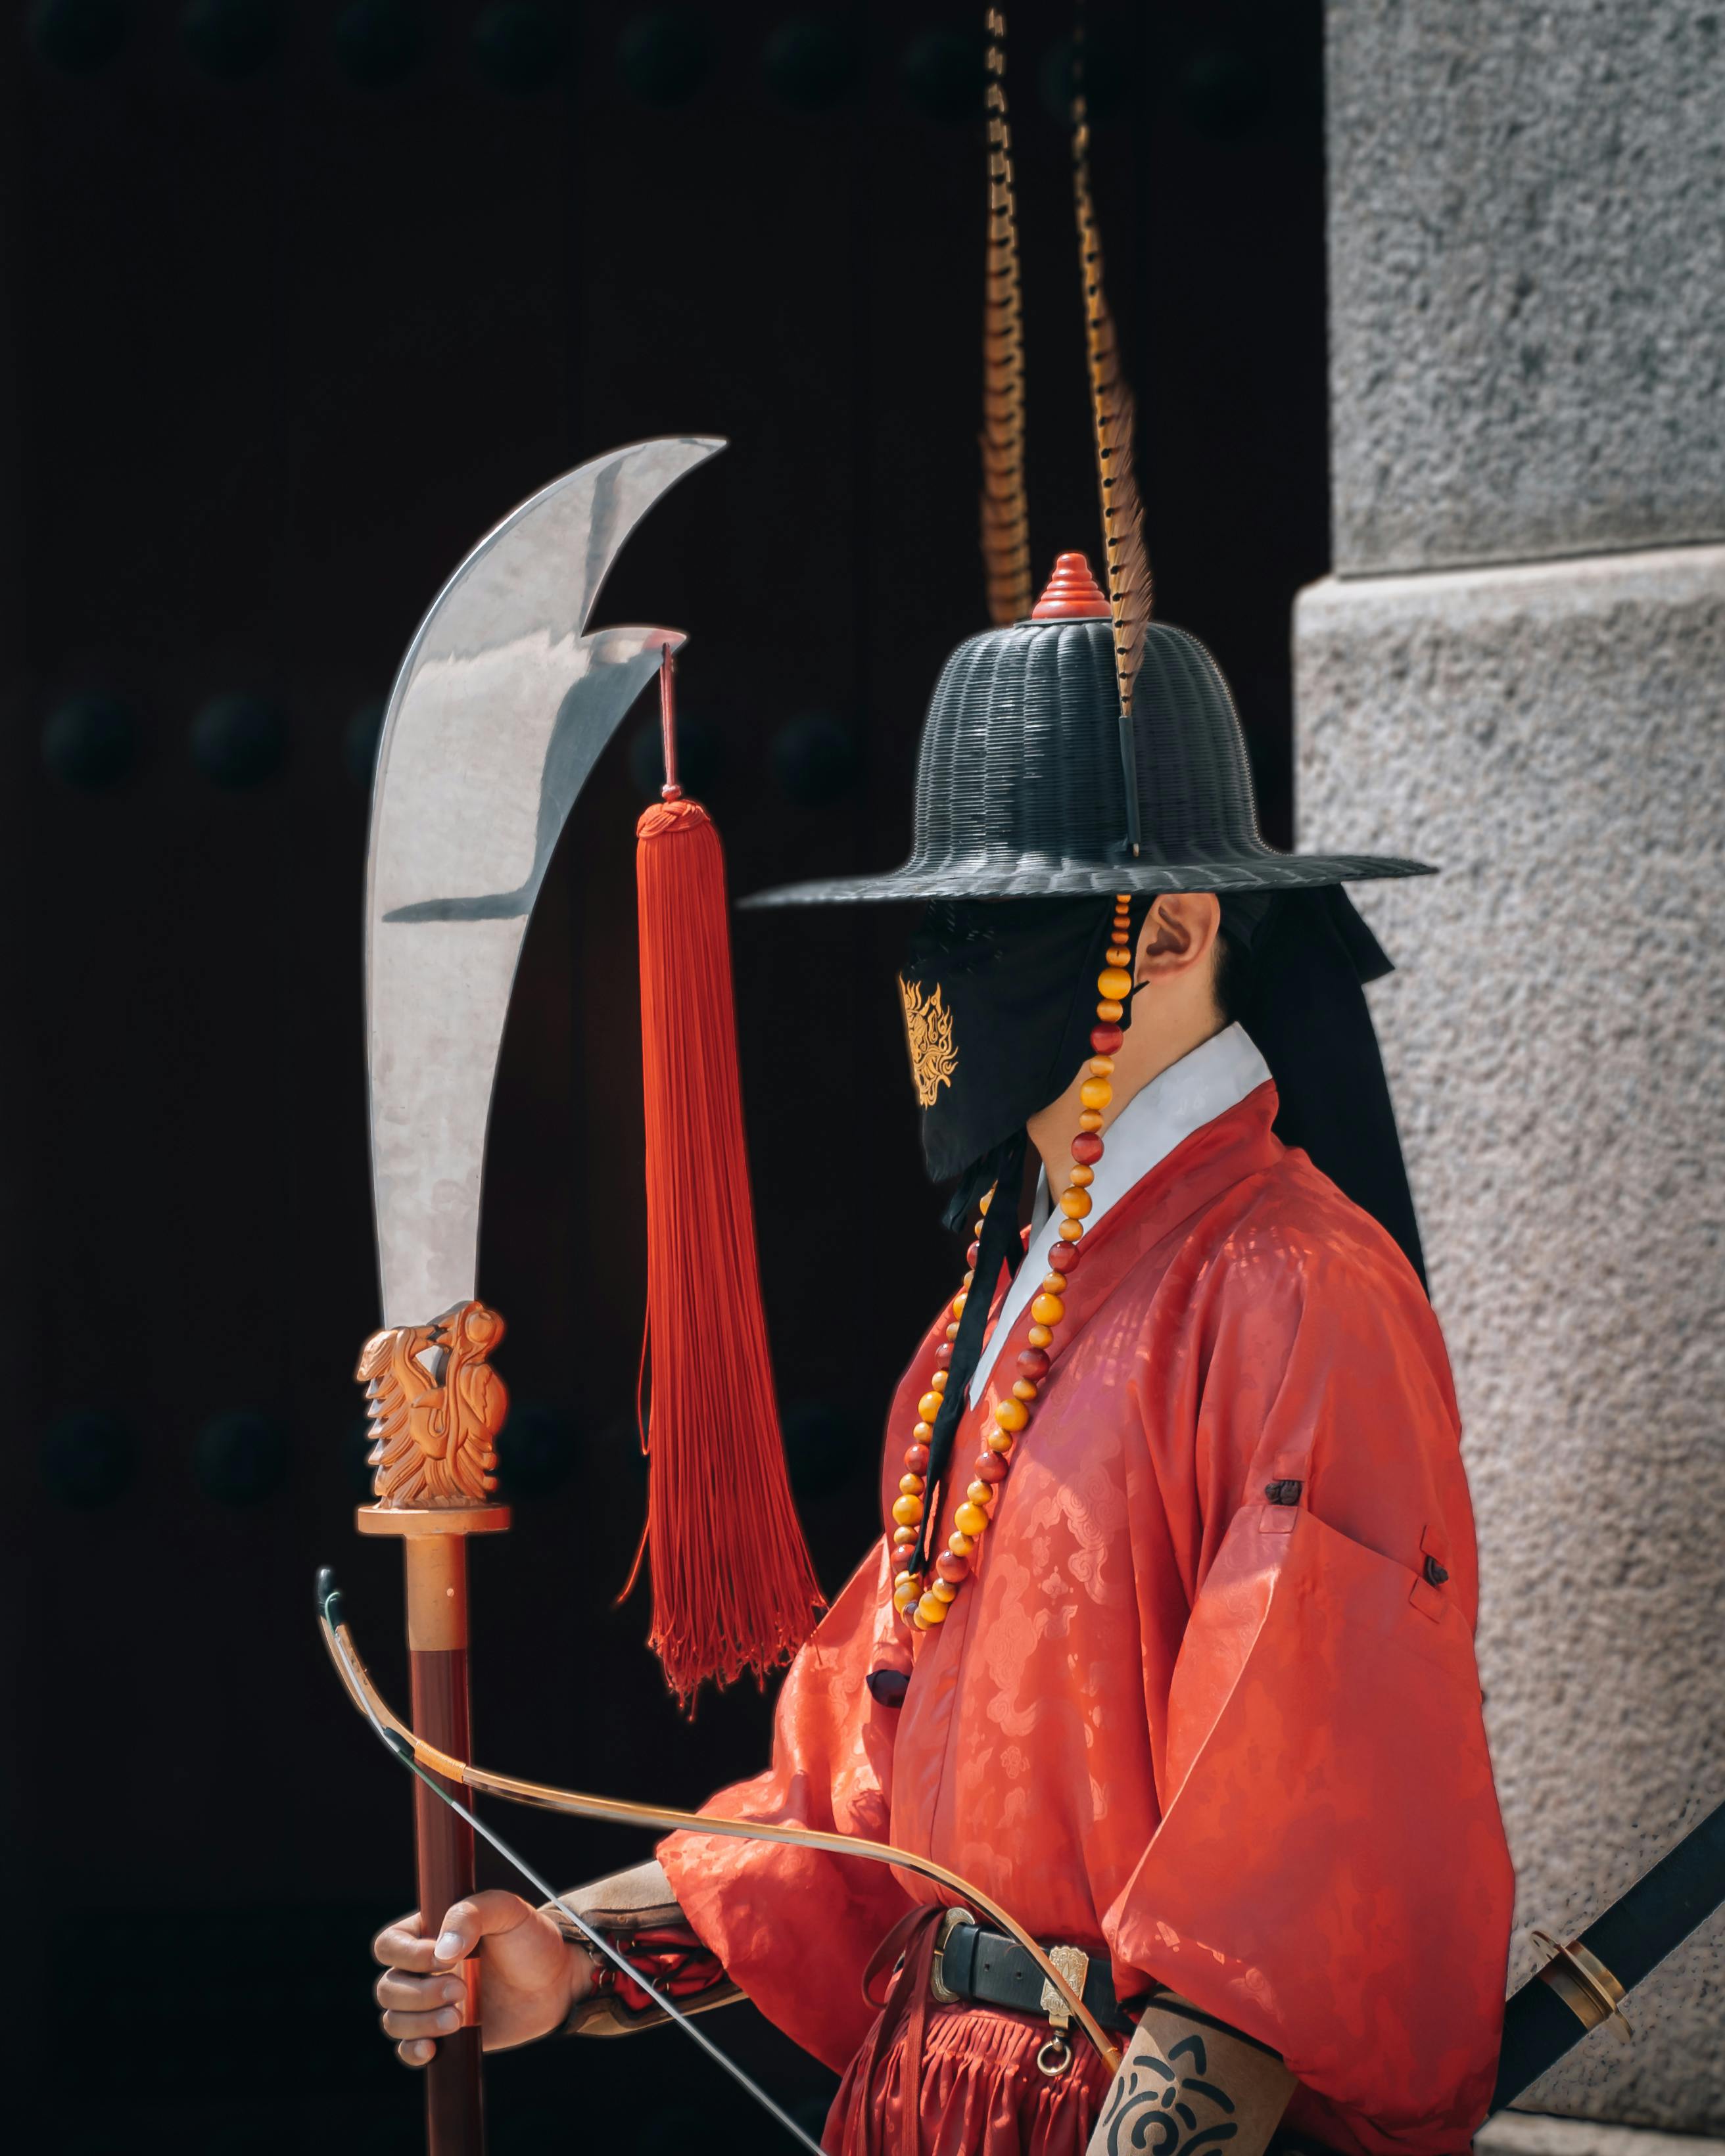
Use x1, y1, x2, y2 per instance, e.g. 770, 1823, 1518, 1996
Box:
931, 1917, 1137, 2036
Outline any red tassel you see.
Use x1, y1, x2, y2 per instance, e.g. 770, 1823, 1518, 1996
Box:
632, 793, 824, 1704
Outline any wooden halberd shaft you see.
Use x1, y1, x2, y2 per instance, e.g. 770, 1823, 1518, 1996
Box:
408, 1534, 483, 2156
360, 1502, 511, 2156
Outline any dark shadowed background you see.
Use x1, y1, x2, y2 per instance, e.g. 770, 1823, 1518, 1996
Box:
5, 2, 1327, 2148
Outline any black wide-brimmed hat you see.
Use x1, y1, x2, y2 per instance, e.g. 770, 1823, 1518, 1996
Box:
744, 555, 1430, 908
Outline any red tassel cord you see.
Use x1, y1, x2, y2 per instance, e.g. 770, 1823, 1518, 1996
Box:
632, 790, 824, 1704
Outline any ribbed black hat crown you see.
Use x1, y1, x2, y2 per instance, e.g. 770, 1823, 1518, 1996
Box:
903, 615, 1265, 887
744, 560, 1429, 906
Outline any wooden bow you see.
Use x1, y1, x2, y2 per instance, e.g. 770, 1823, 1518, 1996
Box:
318, 1570, 1123, 2109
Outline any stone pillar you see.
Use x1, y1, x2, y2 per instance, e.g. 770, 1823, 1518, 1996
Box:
1296, 2, 1725, 2131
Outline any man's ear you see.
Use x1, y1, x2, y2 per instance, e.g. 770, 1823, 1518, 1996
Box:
1135, 893, 1222, 979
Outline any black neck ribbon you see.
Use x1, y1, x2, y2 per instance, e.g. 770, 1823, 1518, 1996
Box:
907, 1125, 1029, 1580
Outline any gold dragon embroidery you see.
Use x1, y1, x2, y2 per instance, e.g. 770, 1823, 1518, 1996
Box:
899, 977, 958, 1108
356, 1300, 508, 1508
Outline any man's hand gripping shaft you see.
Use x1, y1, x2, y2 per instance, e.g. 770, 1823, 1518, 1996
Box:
374, 1890, 596, 2066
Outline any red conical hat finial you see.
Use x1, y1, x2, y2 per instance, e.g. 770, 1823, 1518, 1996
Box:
1030, 551, 1111, 621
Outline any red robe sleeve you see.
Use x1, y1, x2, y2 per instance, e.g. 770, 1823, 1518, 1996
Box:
657, 1540, 916, 2073
1104, 1198, 1515, 2156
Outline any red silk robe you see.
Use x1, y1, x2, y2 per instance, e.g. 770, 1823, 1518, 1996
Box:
661, 1084, 1514, 2154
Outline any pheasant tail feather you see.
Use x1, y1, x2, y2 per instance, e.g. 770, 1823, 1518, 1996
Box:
1072, 64, 1152, 739
981, 10, 1031, 626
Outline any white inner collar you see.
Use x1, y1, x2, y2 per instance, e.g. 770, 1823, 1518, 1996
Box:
965, 1023, 1271, 1405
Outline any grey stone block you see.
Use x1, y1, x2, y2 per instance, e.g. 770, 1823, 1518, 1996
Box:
1480, 2117, 1725, 2156
1295, 544, 1725, 2128
1326, 2, 1725, 575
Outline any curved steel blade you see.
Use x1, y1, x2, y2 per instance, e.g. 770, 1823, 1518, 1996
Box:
366, 435, 724, 1326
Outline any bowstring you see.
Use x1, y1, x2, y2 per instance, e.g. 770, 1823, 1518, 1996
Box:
345, 1643, 825, 2155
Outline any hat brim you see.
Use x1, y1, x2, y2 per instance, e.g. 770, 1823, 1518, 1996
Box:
739, 849, 1436, 908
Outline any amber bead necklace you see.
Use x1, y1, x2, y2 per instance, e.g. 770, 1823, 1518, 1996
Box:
892, 895, 1135, 1631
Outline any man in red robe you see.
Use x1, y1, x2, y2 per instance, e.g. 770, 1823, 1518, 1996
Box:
373, 560, 1514, 2156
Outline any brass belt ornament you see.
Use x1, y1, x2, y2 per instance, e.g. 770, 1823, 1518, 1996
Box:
1529, 1930, 1632, 2043
928, 1906, 973, 2005
1037, 1944, 1091, 2078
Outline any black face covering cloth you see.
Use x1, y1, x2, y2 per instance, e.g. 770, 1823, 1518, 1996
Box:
899, 897, 1147, 1232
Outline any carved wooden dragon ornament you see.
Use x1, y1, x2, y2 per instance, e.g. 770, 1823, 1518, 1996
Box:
356, 1300, 508, 1507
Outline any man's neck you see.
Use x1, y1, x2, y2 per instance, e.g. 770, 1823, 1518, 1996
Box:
1026, 1002, 1227, 1208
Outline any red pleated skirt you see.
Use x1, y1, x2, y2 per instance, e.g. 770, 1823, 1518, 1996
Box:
823, 2002, 1115, 2156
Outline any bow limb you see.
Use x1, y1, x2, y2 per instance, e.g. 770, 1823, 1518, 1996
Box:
318, 1572, 1122, 2074
357, 1681, 825, 2153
